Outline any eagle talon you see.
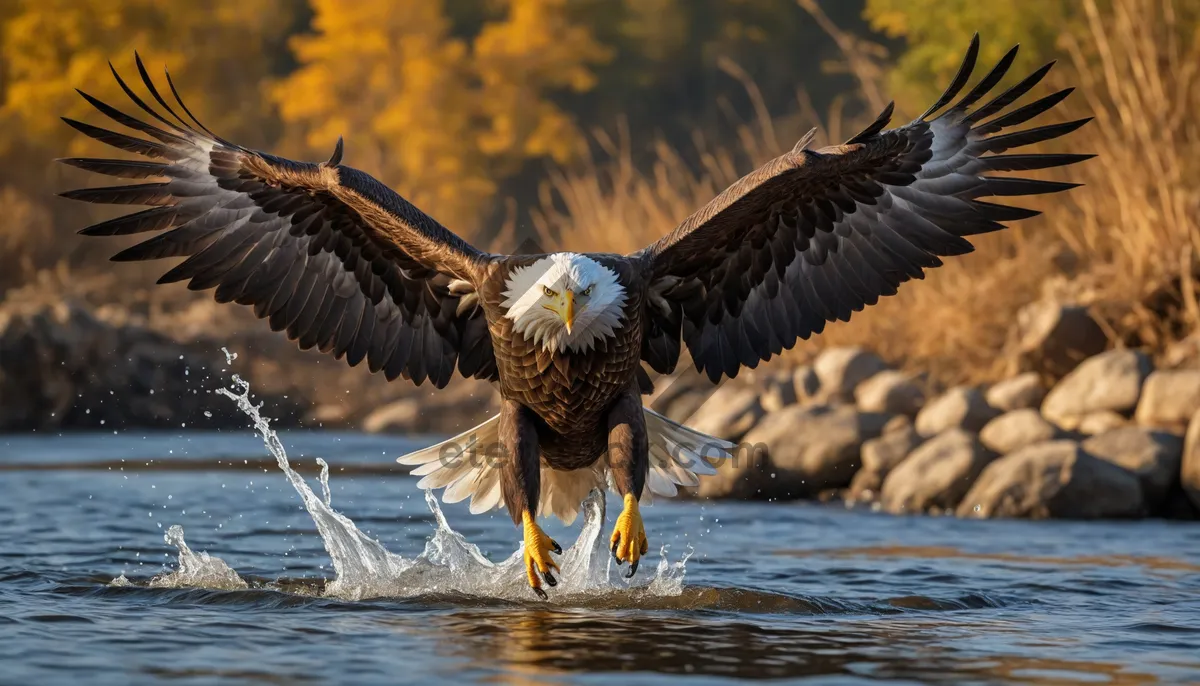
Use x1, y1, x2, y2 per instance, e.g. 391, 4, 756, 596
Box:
609, 493, 648, 577
522, 510, 561, 598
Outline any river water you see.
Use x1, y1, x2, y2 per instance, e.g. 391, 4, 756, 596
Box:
2, 392, 1199, 684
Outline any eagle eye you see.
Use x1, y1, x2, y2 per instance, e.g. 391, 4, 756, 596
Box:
581, 285, 594, 297
542, 285, 558, 298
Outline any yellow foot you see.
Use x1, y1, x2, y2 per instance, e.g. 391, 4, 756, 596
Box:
610, 493, 649, 578
522, 510, 562, 599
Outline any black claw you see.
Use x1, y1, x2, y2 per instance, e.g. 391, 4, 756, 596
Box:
543, 570, 557, 587
532, 586, 548, 600
611, 539, 621, 561
550, 540, 563, 555
626, 560, 639, 578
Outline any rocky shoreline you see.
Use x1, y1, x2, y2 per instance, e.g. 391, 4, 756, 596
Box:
5, 298, 1200, 521
651, 307, 1200, 520
0, 300, 310, 431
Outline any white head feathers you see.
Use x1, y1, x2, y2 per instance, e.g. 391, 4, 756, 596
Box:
502, 253, 627, 353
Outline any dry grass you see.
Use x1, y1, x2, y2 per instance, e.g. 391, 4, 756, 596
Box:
533, 0, 1200, 387
1053, 0, 1200, 349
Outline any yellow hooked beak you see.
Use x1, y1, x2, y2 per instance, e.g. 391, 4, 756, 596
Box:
562, 290, 576, 334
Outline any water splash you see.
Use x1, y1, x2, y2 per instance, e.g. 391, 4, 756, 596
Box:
315, 458, 331, 507
148, 525, 247, 591
201, 372, 688, 602
216, 375, 412, 599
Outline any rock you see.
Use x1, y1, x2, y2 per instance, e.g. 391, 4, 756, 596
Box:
847, 423, 923, 501
1162, 331, 1200, 370
695, 440, 770, 499
758, 368, 798, 413
812, 347, 888, 402
1041, 350, 1153, 429
1009, 300, 1107, 380
880, 429, 996, 514
985, 373, 1046, 412
915, 386, 1000, 436
0, 300, 309, 430
1077, 410, 1129, 436
660, 390, 709, 424
979, 409, 1061, 455
304, 403, 353, 428
1179, 408, 1200, 510
1134, 370, 1200, 430
1081, 427, 1183, 508
883, 414, 914, 435
683, 384, 764, 442
1165, 489, 1198, 520
703, 405, 891, 499
855, 370, 925, 417
793, 365, 821, 404
363, 399, 421, 433
646, 372, 717, 423
957, 441, 1144, 519
362, 383, 497, 435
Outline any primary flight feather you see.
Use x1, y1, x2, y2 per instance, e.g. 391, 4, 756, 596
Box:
61, 35, 1091, 598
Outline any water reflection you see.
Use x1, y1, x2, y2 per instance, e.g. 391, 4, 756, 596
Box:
378, 608, 1159, 683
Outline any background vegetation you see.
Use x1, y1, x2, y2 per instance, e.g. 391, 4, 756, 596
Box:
1, 0, 1196, 407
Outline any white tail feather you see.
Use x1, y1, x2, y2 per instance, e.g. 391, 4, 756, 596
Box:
395, 406, 733, 524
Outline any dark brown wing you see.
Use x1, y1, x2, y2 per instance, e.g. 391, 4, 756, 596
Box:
638, 35, 1093, 382
59, 55, 496, 387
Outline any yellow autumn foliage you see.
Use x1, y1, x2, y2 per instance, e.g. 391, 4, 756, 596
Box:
274, 0, 609, 235
0, 0, 300, 162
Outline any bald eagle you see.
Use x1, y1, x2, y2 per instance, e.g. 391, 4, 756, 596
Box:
61, 35, 1090, 598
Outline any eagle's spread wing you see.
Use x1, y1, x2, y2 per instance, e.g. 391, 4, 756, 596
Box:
60, 56, 496, 387
638, 36, 1092, 382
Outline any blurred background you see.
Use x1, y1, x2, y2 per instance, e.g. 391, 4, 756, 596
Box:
0, 0, 1197, 437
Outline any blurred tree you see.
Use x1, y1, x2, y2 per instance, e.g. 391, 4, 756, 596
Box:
274, 0, 609, 235
573, 0, 874, 139
863, 0, 1077, 112
0, 0, 305, 278
0, 0, 304, 170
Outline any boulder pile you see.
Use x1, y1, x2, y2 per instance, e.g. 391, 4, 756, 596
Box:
677, 302, 1200, 520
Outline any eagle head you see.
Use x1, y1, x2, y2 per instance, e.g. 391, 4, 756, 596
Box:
501, 253, 627, 353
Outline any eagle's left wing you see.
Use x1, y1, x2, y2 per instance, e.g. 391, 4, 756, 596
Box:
59, 56, 496, 387
637, 36, 1093, 382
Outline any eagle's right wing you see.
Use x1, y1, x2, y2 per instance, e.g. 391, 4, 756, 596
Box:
637, 35, 1093, 382
60, 56, 496, 387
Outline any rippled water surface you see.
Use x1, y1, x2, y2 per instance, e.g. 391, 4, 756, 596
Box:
3, 424, 1200, 685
